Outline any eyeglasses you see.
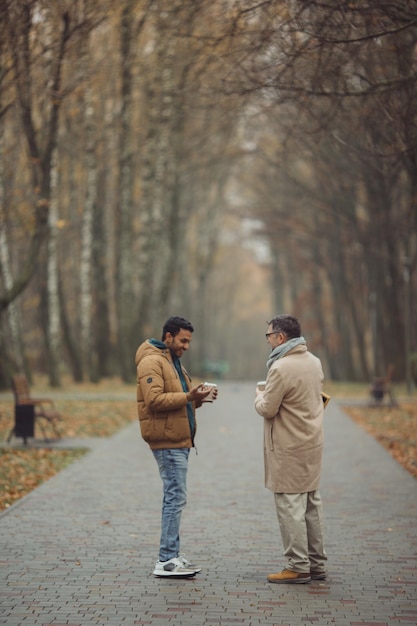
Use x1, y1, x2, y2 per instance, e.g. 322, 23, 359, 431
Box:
265, 331, 279, 339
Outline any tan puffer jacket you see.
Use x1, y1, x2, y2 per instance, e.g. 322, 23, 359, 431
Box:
135, 339, 196, 450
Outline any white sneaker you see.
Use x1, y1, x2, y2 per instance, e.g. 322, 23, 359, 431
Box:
153, 557, 196, 577
178, 554, 202, 573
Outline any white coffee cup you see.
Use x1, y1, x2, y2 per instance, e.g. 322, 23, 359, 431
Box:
202, 382, 217, 402
257, 380, 266, 391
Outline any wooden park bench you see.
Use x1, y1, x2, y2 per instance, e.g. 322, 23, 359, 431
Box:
7, 374, 62, 444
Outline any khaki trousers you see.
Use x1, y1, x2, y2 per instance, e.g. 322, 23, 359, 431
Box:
274, 490, 327, 573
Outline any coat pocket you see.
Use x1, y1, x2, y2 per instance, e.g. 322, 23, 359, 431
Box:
266, 420, 274, 450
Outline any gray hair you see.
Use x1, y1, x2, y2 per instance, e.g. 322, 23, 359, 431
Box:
268, 314, 301, 339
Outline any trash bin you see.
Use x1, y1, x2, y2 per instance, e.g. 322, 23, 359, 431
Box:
14, 404, 35, 444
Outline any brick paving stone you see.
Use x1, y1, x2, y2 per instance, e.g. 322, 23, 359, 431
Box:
1, 382, 416, 626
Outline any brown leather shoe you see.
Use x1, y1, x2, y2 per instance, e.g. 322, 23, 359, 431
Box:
267, 569, 311, 584
310, 570, 327, 580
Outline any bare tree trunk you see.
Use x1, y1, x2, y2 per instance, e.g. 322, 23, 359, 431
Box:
135, 1, 181, 338
0, 131, 25, 373
79, 85, 97, 380
365, 170, 404, 377
46, 147, 61, 387
59, 267, 83, 382
116, 0, 136, 381
269, 248, 285, 315
92, 177, 112, 380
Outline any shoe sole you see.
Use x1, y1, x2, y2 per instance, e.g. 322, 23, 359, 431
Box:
153, 571, 197, 578
267, 577, 311, 584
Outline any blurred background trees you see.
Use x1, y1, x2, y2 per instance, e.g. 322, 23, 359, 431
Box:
0, 0, 416, 387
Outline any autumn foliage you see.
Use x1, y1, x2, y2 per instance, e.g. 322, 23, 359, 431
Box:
343, 403, 417, 480
0, 397, 136, 512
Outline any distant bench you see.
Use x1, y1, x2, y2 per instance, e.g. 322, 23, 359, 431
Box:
370, 366, 397, 407
7, 375, 62, 444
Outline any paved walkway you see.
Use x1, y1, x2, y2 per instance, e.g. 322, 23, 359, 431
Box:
0, 382, 416, 625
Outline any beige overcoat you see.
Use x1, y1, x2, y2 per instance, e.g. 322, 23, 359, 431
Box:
254, 343, 324, 494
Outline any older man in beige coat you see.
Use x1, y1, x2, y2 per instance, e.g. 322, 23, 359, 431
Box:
255, 314, 327, 584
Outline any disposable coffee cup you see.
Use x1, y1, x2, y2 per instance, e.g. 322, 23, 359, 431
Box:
257, 380, 266, 391
202, 382, 217, 402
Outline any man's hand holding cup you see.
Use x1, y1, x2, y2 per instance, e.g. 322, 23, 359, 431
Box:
187, 382, 218, 406
201, 382, 218, 402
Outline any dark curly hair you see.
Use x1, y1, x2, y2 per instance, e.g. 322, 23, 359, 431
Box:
162, 316, 194, 340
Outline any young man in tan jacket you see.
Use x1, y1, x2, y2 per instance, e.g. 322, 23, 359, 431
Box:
135, 316, 216, 577
255, 314, 327, 584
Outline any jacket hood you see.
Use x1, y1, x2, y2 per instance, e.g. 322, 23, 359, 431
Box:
135, 339, 169, 366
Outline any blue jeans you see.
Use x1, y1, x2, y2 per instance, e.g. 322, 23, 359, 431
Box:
152, 448, 190, 562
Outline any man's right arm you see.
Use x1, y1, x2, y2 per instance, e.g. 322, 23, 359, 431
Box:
138, 358, 210, 411
254, 367, 285, 419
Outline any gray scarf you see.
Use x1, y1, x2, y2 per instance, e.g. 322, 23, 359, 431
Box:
266, 336, 306, 370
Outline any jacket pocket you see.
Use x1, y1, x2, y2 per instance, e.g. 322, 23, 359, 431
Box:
266, 421, 274, 450
165, 411, 189, 443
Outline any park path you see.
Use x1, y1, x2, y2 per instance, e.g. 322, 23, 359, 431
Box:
0, 382, 416, 625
